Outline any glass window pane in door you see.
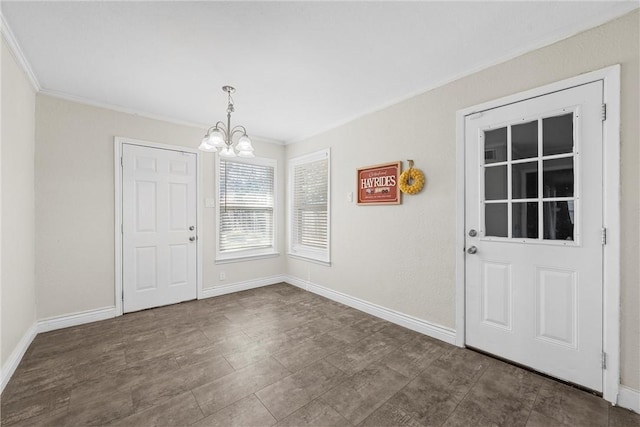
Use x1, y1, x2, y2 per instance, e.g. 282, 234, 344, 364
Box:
484, 127, 507, 164
513, 202, 538, 238
512, 120, 538, 160
512, 162, 538, 199
485, 165, 507, 200
543, 201, 575, 241
543, 114, 573, 155
543, 158, 574, 197
485, 203, 508, 238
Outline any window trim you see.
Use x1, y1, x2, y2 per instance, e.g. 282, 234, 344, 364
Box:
215, 155, 278, 262
288, 148, 331, 264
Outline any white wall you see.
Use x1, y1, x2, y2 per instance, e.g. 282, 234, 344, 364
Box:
35, 95, 285, 319
1, 36, 37, 370
285, 10, 639, 390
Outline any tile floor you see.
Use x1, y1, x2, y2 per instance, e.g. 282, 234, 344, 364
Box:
1, 283, 638, 426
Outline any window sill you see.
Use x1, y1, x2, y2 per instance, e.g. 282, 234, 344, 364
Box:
215, 252, 280, 264
287, 253, 332, 267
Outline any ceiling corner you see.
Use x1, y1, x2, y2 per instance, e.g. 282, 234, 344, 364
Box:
1, 11, 40, 92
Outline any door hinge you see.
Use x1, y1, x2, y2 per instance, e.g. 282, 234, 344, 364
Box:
602, 351, 607, 369
121, 223, 123, 234
120, 156, 123, 167
602, 104, 607, 121
601, 227, 607, 245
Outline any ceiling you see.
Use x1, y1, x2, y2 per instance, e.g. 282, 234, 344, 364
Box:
2, 1, 637, 143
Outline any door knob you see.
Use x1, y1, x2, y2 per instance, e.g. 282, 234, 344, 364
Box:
189, 236, 196, 242
467, 246, 478, 254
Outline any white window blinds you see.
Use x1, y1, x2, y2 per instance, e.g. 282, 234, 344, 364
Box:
218, 159, 275, 256
289, 149, 330, 262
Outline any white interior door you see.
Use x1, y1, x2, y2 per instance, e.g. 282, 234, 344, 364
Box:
465, 81, 604, 391
122, 144, 197, 313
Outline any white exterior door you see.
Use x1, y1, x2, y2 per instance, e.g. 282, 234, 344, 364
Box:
122, 144, 197, 313
465, 82, 604, 391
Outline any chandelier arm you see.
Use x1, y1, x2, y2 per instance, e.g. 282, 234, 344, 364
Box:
207, 122, 228, 137
230, 126, 248, 137
207, 122, 224, 133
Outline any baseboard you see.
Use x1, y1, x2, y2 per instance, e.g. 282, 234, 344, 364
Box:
618, 385, 640, 414
201, 275, 288, 299
36, 306, 117, 333
1, 322, 37, 393
284, 275, 457, 345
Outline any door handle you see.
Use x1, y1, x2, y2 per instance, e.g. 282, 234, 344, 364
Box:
467, 246, 478, 254
189, 236, 196, 242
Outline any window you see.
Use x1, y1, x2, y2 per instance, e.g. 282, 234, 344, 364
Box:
216, 156, 277, 260
482, 112, 577, 243
289, 149, 330, 263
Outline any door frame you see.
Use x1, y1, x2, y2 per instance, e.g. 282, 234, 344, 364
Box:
455, 65, 621, 404
114, 136, 203, 316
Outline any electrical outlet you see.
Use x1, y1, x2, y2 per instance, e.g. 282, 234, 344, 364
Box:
219, 271, 226, 281
347, 192, 353, 203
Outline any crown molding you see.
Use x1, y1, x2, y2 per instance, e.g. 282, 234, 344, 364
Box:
40, 88, 212, 129
0, 11, 284, 146
250, 135, 286, 146
0, 12, 40, 91
286, 4, 639, 145
39, 89, 285, 146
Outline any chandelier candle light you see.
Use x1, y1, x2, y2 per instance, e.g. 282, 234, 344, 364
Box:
199, 86, 255, 157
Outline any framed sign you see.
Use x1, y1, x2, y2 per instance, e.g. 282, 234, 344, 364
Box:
357, 161, 401, 205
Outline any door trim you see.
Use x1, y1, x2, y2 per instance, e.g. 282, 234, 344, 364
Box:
455, 65, 621, 404
114, 137, 203, 316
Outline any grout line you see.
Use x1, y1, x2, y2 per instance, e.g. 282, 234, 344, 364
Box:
439, 351, 493, 425
189, 389, 207, 424
321, 355, 349, 377
316, 393, 352, 425
192, 387, 264, 424
524, 383, 545, 427
254, 392, 279, 422
221, 354, 239, 371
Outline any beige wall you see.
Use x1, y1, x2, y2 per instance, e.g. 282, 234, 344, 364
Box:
286, 10, 639, 390
35, 95, 285, 319
1, 37, 37, 368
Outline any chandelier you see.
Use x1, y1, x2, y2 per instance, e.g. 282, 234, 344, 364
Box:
199, 86, 255, 157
